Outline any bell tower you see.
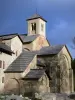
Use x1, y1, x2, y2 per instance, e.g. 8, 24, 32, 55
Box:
26, 14, 47, 37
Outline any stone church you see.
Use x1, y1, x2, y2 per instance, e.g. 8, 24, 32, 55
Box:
0, 14, 74, 95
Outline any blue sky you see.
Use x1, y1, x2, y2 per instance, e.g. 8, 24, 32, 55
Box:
0, 0, 75, 57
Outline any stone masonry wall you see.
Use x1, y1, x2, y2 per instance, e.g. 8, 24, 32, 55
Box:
20, 73, 50, 95
23, 35, 49, 51
58, 46, 74, 93
38, 55, 59, 93
38, 48, 72, 94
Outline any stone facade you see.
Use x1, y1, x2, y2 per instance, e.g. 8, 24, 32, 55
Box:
4, 55, 37, 94
20, 73, 50, 95
4, 72, 50, 95
23, 35, 49, 51
27, 18, 46, 37
37, 46, 73, 94
0, 36, 22, 93
58, 46, 74, 93
0, 14, 73, 95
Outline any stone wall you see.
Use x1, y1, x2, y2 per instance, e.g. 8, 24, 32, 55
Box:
38, 55, 59, 93
58, 46, 73, 93
38, 46, 73, 94
0, 36, 23, 93
4, 73, 22, 94
27, 18, 46, 37
4, 72, 50, 95
23, 35, 49, 51
20, 73, 50, 96
4, 55, 37, 94
0, 53, 12, 93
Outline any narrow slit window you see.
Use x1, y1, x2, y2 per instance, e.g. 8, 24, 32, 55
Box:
3, 61, 5, 69
31, 23, 36, 31
34, 23, 36, 31
16, 51, 18, 56
2, 77, 4, 83
0, 60, 2, 68
41, 24, 44, 31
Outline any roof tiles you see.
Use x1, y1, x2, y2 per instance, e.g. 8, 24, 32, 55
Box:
37, 45, 64, 55
0, 43, 13, 54
26, 14, 47, 22
4, 50, 36, 73
23, 69, 45, 80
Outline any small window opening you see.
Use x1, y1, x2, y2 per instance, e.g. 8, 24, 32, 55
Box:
3, 61, 5, 69
2, 77, 4, 83
31, 23, 36, 31
41, 24, 44, 31
0, 60, 2, 68
16, 51, 18, 56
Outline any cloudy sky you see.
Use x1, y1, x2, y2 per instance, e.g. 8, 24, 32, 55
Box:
0, 0, 75, 57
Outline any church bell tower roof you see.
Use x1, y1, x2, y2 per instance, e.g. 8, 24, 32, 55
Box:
26, 14, 47, 22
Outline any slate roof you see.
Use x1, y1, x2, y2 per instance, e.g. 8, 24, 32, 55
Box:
0, 43, 14, 55
0, 33, 39, 44
22, 69, 45, 80
37, 45, 64, 55
19, 34, 39, 43
4, 50, 36, 73
26, 14, 47, 22
0, 33, 18, 40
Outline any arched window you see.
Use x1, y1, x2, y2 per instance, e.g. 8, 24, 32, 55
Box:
31, 23, 36, 31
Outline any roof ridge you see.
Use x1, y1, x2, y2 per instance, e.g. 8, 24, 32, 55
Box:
26, 13, 47, 22
0, 33, 18, 37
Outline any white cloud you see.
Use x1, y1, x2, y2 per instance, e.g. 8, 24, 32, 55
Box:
48, 20, 75, 44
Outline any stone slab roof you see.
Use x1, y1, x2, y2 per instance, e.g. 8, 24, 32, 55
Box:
0, 43, 14, 55
0, 33, 18, 40
4, 50, 36, 73
0, 33, 39, 44
26, 14, 47, 22
19, 34, 39, 44
37, 45, 64, 55
22, 69, 45, 80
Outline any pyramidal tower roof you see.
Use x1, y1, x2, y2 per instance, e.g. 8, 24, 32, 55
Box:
26, 14, 47, 22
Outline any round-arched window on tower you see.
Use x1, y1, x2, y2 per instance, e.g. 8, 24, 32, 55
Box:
31, 23, 36, 31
